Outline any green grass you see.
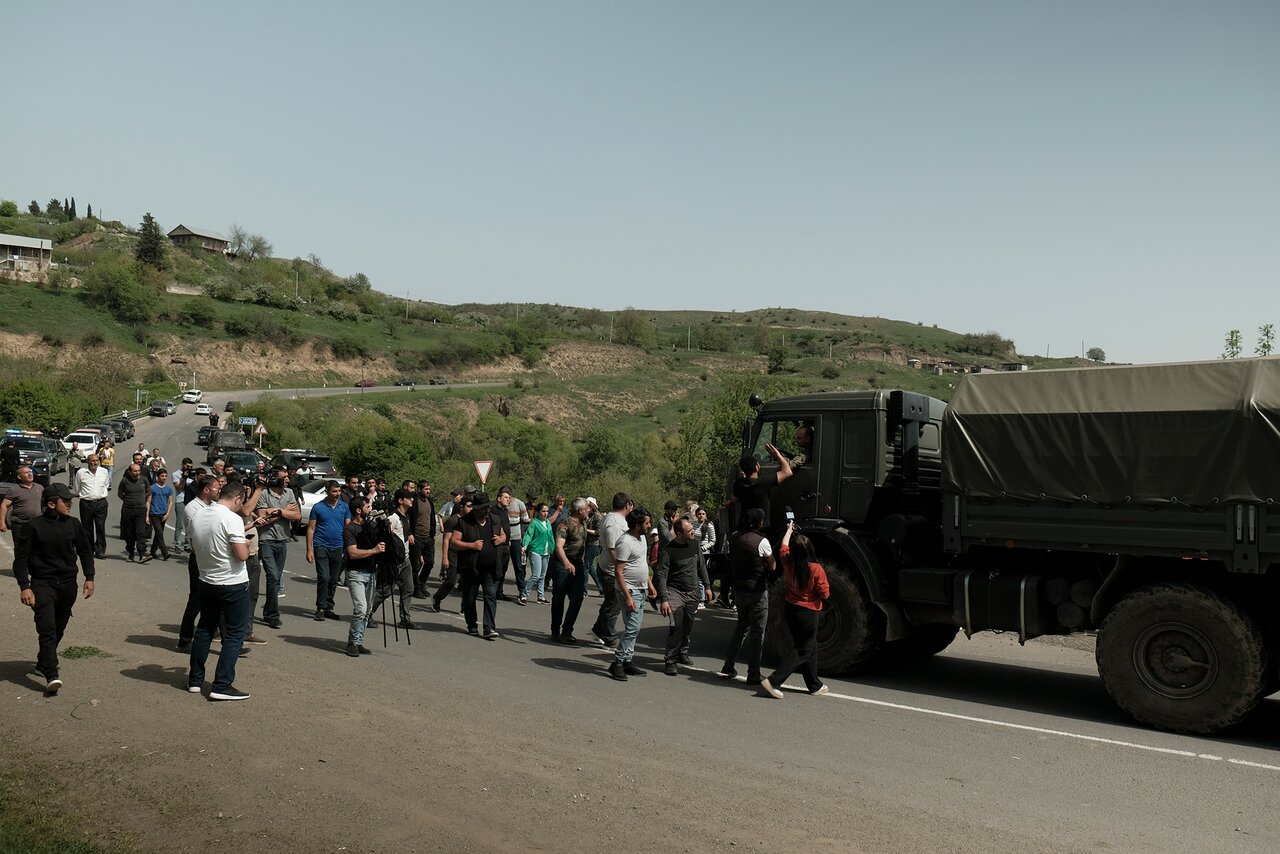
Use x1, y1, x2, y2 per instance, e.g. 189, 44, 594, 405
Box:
61, 646, 112, 660
0, 778, 135, 854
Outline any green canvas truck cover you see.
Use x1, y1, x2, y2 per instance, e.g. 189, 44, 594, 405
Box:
941, 356, 1280, 506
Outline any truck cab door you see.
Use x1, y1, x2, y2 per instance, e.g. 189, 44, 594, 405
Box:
840, 412, 877, 525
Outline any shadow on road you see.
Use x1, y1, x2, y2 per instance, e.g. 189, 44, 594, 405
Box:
278, 634, 350, 655
125, 634, 181, 653
0, 659, 44, 694
119, 663, 189, 692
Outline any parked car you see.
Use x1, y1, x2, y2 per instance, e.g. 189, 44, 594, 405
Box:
225, 400, 240, 412
354, 379, 376, 388
296, 480, 331, 531
182, 389, 204, 403
222, 450, 263, 475
149, 400, 177, 417
195, 403, 212, 416
269, 449, 339, 479
429, 376, 449, 385
9, 434, 63, 484
394, 377, 419, 386
83, 423, 122, 443
61, 431, 102, 454
196, 425, 216, 446
107, 417, 135, 440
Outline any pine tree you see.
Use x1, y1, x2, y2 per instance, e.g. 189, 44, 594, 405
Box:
87, 203, 93, 219
69, 197, 77, 219
28, 200, 39, 215
63, 198, 69, 214
135, 212, 168, 268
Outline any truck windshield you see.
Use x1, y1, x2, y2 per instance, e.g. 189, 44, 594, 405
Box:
750, 418, 813, 467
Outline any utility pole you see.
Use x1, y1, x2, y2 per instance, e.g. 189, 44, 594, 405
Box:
609, 315, 614, 344
687, 326, 691, 351
405, 290, 409, 320
294, 270, 299, 300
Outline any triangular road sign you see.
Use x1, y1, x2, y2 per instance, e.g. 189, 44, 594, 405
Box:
474, 460, 493, 484
255, 423, 268, 435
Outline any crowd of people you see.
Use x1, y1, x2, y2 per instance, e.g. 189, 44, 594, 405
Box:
6, 433, 831, 703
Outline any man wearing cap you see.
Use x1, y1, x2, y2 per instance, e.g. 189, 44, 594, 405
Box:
12, 482, 96, 696
74, 453, 111, 559
454, 491, 506, 639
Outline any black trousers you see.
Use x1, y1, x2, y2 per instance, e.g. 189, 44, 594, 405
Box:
591, 562, 621, 644
79, 498, 108, 556
120, 509, 147, 557
550, 554, 587, 636
410, 536, 436, 586
768, 603, 823, 692
459, 567, 498, 634
149, 517, 170, 559
31, 577, 77, 679
723, 593, 769, 679
664, 587, 701, 663
179, 554, 201, 644
433, 549, 459, 605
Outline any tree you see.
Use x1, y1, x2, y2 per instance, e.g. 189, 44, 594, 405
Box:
1086, 347, 1106, 362
83, 256, 153, 323
228, 224, 248, 256
246, 233, 273, 261
1256, 324, 1275, 357
86, 203, 93, 219
46, 198, 63, 218
0, 200, 16, 217
1223, 329, 1242, 360
612, 309, 657, 348
135, 212, 167, 268
28, 200, 40, 215
767, 345, 789, 374
68, 197, 77, 219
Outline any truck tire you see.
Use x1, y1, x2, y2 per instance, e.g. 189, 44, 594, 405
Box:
769, 558, 884, 675
882, 625, 960, 660
1095, 583, 1268, 734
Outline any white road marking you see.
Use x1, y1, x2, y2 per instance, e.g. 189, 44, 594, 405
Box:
682, 666, 1280, 773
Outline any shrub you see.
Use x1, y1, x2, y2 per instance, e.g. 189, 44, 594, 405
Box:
821, 365, 840, 379
83, 256, 153, 323
178, 301, 216, 327
82, 332, 106, 347
330, 336, 368, 359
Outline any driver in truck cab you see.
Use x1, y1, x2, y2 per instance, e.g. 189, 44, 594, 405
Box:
730, 443, 792, 533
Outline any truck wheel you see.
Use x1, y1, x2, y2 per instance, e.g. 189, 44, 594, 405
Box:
769, 559, 884, 675
882, 625, 960, 660
1095, 583, 1268, 734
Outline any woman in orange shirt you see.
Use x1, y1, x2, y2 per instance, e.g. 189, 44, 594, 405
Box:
761, 521, 830, 699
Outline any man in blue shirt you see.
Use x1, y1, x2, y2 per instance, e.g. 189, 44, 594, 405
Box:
306, 480, 349, 621
147, 469, 175, 561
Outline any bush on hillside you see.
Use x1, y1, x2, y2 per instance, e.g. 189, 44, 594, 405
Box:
82, 256, 153, 323
0, 379, 99, 433
955, 330, 1016, 358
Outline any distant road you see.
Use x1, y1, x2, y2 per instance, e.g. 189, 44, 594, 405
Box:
214, 380, 507, 401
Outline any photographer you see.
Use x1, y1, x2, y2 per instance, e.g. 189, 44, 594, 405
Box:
254, 467, 300, 630
343, 497, 384, 657
368, 488, 416, 631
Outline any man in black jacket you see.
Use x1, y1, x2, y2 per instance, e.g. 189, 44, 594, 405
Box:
721, 508, 775, 685
13, 482, 96, 695
116, 462, 149, 562
657, 516, 712, 675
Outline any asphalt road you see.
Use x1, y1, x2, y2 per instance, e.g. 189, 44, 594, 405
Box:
3, 392, 1280, 852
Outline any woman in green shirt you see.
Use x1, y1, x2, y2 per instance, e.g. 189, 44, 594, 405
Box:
520, 503, 554, 604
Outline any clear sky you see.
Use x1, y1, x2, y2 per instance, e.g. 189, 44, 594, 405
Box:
7, 1, 1277, 363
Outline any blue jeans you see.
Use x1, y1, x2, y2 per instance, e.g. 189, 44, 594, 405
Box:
259, 540, 287, 622
188, 581, 250, 691
522, 551, 549, 598
347, 570, 375, 645
614, 585, 647, 663
313, 545, 343, 611
584, 544, 602, 592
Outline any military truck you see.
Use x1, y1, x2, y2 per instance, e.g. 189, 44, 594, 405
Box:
745, 357, 1280, 734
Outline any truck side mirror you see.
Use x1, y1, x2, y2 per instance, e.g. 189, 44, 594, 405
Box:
748, 393, 763, 409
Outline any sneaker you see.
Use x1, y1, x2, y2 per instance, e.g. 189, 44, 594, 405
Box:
677, 653, 693, 665
720, 665, 738, 679
140, 554, 153, 564
324, 610, 340, 620
188, 684, 202, 694
664, 662, 678, 676
608, 661, 628, 682
516, 596, 527, 606
430, 599, 442, 613
483, 631, 500, 641
313, 609, 325, 622
622, 662, 646, 677
125, 552, 134, 562
209, 687, 250, 701
398, 619, 417, 630
810, 684, 830, 697
537, 596, 548, 604
358, 645, 372, 655
266, 619, 282, 630
760, 678, 784, 699
177, 641, 192, 653
696, 602, 706, 612
590, 626, 614, 648
466, 626, 479, 636
345, 643, 360, 658
237, 647, 252, 658
277, 590, 286, 598
558, 634, 578, 645
45, 677, 63, 695
243, 634, 268, 646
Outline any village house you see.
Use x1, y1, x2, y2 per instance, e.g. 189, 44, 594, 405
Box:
167, 224, 229, 254
0, 233, 53, 283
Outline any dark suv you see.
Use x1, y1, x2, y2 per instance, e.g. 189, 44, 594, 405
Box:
269, 449, 339, 479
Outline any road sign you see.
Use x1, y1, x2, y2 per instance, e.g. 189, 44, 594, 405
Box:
255, 423, 268, 435
238, 416, 258, 426
474, 460, 493, 485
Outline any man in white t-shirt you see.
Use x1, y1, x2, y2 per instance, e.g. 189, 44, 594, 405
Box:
607, 508, 657, 681
589, 492, 634, 649
187, 480, 252, 701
